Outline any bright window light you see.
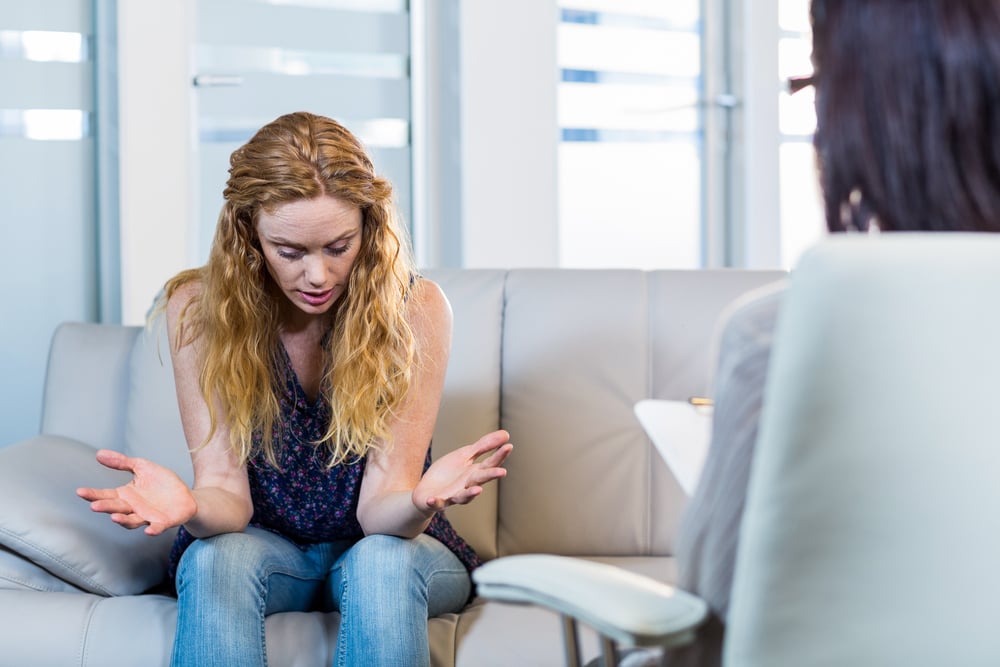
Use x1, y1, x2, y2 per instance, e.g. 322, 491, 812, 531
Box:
23, 109, 87, 141
0, 30, 87, 63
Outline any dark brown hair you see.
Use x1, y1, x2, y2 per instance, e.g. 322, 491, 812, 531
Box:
811, 0, 1000, 233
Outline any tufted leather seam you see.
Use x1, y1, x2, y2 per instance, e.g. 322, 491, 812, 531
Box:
77, 595, 102, 667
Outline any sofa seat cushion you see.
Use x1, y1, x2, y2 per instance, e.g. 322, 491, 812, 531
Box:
0, 435, 177, 596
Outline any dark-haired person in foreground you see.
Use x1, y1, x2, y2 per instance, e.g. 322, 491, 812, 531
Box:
597, 1, 1000, 665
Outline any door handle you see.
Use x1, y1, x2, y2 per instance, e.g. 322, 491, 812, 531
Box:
192, 74, 244, 87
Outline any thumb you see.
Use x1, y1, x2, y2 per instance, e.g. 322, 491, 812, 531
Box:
423, 496, 446, 513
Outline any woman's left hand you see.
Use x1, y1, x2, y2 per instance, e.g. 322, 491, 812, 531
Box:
412, 430, 513, 514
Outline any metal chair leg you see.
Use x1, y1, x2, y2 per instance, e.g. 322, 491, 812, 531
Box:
561, 615, 582, 667
600, 636, 620, 666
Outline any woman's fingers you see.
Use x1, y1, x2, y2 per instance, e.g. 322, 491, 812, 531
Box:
76, 486, 116, 502
87, 498, 134, 515
480, 442, 513, 467
468, 430, 510, 457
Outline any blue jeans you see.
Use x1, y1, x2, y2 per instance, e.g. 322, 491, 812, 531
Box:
170, 527, 472, 667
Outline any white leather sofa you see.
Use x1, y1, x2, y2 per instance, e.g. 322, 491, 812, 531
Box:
0, 267, 783, 667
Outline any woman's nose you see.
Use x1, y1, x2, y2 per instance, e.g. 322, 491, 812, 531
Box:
304, 255, 328, 287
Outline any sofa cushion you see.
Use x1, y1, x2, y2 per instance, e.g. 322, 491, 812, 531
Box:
0, 545, 84, 593
40, 322, 138, 451
423, 269, 507, 561
0, 435, 176, 596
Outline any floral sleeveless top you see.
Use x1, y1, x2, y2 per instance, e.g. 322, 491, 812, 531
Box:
166, 340, 481, 581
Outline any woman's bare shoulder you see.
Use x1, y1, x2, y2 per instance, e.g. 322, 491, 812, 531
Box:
407, 276, 452, 328
166, 278, 204, 318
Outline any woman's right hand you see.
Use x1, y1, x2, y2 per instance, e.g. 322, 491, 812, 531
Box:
77, 449, 197, 536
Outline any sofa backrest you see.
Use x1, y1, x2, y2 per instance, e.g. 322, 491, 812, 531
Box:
40, 268, 784, 563
41, 322, 140, 452
426, 268, 785, 561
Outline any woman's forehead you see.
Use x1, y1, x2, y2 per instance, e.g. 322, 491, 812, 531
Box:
257, 196, 362, 241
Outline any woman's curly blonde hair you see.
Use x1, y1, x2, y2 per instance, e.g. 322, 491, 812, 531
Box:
162, 111, 415, 468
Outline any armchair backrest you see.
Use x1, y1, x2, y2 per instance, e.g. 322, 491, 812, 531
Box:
726, 234, 1000, 665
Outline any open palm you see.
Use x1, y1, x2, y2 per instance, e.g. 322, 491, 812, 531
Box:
77, 449, 197, 536
413, 430, 513, 513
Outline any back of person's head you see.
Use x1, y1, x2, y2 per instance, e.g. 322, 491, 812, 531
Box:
810, 0, 1000, 233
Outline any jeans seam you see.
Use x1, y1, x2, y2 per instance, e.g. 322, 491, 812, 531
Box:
336, 566, 350, 667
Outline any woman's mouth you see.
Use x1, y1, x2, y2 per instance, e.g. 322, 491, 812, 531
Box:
299, 289, 335, 306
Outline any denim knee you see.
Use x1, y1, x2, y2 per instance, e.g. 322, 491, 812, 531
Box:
176, 532, 264, 587
338, 534, 419, 579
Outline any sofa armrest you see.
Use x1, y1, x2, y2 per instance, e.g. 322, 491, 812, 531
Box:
41, 322, 141, 450
473, 554, 707, 649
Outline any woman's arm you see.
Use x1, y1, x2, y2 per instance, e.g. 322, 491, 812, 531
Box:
356, 278, 512, 538
77, 282, 255, 536
164, 281, 254, 537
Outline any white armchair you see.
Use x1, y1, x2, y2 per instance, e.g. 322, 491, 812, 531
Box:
475, 234, 1000, 666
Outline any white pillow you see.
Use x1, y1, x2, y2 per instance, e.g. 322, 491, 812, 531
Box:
0, 435, 177, 596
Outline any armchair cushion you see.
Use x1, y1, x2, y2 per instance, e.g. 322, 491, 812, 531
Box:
0, 435, 176, 596
473, 554, 707, 648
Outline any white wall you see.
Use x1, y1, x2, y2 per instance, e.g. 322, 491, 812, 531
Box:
740, 0, 781, 268
455, 1, 560, 268
117, 0, 198, 324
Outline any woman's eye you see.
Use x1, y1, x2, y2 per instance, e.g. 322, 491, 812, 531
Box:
327, 244, 350, 257
277, 248, 303, 260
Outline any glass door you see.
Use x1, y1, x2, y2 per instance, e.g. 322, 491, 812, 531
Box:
0, 0, 98, 444
193, 0, 412, 262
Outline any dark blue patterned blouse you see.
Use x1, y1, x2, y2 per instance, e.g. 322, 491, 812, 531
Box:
167, 341, 481, 581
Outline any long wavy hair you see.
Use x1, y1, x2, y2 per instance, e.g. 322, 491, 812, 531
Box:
162, 111, 416, 467
811, 0, 1000, 233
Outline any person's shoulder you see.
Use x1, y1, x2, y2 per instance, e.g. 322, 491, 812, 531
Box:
409, 275, 450, 311
406, 276, 453, 330
165, 274, 205, 323
722, 279, 787, 338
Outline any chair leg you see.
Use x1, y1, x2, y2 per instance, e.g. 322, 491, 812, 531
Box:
600, 636, 619, 666
561, 615, 582, 667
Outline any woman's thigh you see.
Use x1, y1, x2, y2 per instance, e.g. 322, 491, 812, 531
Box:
176, 526, 353, 615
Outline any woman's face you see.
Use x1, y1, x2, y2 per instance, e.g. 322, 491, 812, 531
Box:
256, 195, 363, 320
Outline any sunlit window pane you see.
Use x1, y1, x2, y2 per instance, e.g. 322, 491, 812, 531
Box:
780, 143, 824, 265
0, 30, 87, 62
777, 1, 822, 269
256, 0, 405, 11
556, 2, 703, 268
559, 23, 700, 78
559, 82, 699, 133
778, 0, 811, 32
560, 0, 699, 26
559, 142, 701, 269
